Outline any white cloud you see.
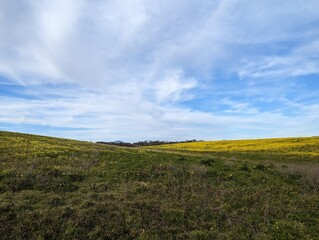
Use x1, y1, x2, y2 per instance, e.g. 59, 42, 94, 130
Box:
237, 40, 319, 79
1, 89, 318, 141
2, 0, 318, 87
222, 99, 259, 114
154, 70, 197, 102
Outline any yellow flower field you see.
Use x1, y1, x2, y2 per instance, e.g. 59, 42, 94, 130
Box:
149, 137, 319, 161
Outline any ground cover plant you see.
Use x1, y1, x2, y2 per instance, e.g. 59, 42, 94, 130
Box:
0, 131, 318, 239
147, 137, 319, 162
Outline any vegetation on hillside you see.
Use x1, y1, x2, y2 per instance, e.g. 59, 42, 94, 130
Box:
0, 131, 318, 239
148, 137, 319, 162
96, 139, 201, 147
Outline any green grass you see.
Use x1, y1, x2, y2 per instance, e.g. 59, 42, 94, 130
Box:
0, 131, 318, 239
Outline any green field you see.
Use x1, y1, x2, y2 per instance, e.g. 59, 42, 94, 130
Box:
0, 131, 318, 239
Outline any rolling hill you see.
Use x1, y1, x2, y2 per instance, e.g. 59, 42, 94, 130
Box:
0, 131, 318, 239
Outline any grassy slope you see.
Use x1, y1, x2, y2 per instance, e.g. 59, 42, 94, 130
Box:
146, 137, 319, 162
0, 131, 318, 239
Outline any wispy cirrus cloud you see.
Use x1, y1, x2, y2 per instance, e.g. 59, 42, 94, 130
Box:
237, 40, 319, 79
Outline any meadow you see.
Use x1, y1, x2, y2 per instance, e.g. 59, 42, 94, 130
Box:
0, 131, 318, 239
148, 137, 319, 162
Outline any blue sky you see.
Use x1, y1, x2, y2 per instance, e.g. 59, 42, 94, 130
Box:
0, 0, 318, 141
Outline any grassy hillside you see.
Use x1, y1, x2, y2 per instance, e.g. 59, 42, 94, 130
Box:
147, 137, 319, 162
0, 131, 318, 239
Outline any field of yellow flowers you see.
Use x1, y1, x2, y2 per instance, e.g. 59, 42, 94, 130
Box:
149, 137, 319, 162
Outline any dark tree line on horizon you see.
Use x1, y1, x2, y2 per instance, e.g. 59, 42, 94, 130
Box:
96, 139, 203, 147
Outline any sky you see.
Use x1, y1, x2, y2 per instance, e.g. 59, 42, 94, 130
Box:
0, 0, 319, 142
